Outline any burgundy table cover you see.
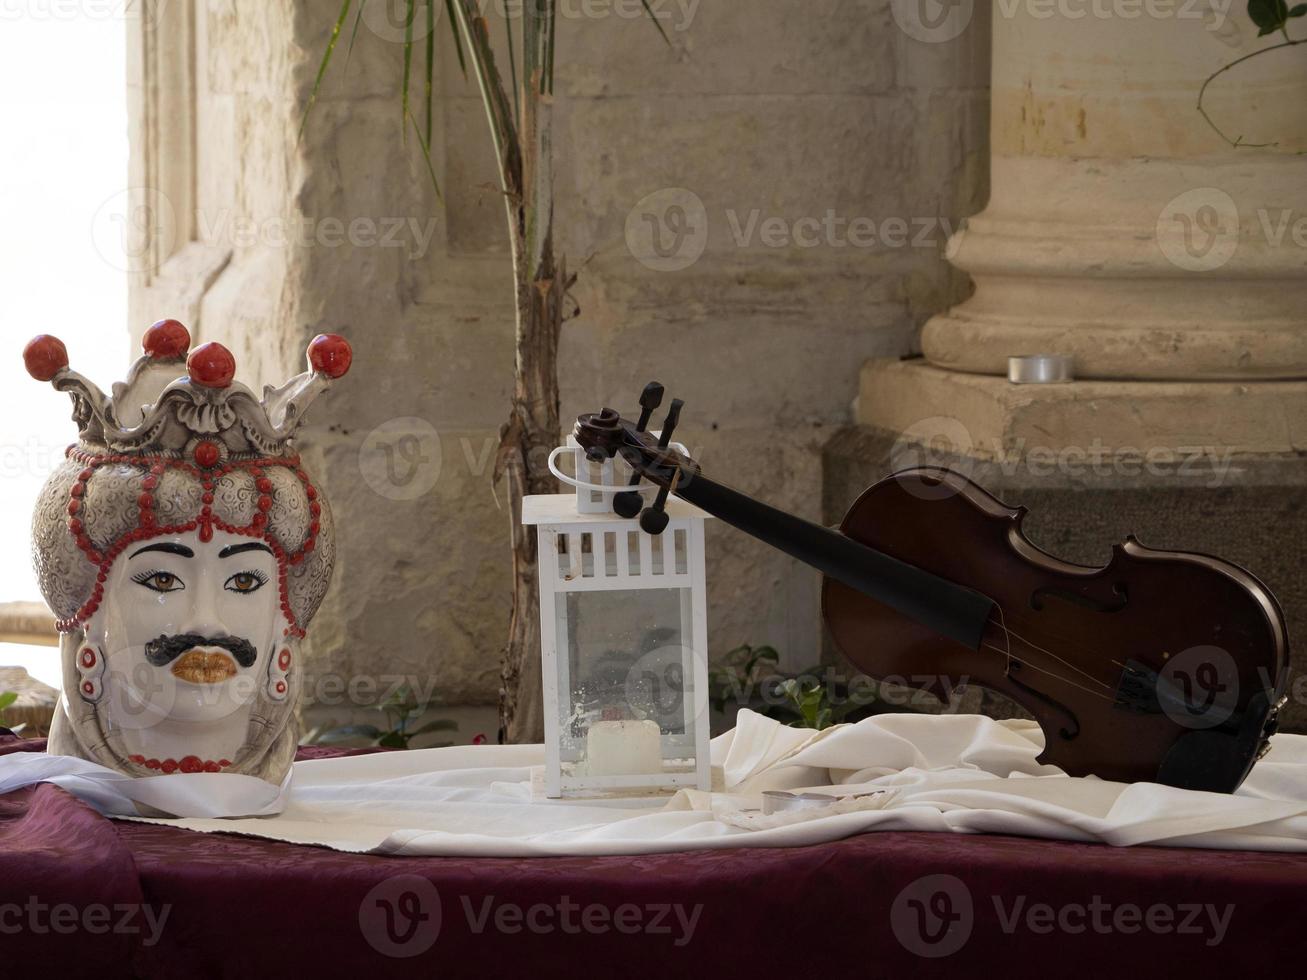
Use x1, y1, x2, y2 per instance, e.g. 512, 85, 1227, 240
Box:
1, 733, 1303, 979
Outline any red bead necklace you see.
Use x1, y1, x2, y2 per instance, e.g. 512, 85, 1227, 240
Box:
129, 754, 233, 775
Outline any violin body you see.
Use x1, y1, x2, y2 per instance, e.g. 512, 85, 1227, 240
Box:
824, 468, 1288, 791
573, 393, 1288, 792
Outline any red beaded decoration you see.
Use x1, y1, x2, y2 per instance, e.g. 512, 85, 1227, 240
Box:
142, 320, 191, 360
308, 333, 352, 379
186, 342, 236, 389
128, 755, 233, 774
23, 335, 69, 382
55, 447, 317, 639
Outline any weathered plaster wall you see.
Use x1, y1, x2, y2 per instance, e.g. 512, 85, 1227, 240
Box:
130, 0, 991, 724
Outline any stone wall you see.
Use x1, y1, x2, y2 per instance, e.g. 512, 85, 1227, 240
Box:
129, 0, 991, 728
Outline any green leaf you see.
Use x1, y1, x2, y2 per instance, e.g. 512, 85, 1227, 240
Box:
638, 0, 673, 47
377, 731, 410, 749
443, 0, 468, 79
0, 691, 17, 712
505, 5, 520, 129
299, 0, 354, 139
426, 0, 436, 145
401, 0, 418, 141
343, 0, 367, 72
1290, 2, 1307, 15
1247, 0, 1289, 30
408, 110, 445, 201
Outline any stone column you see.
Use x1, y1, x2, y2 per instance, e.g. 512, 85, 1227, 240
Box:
922, 4, 1307, 380
841, 4, 1307, 729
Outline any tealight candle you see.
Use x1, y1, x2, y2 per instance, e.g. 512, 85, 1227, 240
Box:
584, 719, 663, 776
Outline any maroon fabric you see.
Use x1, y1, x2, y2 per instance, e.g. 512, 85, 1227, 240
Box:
2, 733, 1304, 978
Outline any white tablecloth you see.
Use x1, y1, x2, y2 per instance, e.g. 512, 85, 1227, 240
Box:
4, 710, 1307, 855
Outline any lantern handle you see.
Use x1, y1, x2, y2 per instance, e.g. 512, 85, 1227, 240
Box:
547, 445, 669, 496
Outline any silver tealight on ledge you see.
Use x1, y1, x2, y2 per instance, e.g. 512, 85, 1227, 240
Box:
1008, 354, 1074, 385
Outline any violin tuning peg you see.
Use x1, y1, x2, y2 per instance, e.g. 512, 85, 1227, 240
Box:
657, 398, 684, 448
635, 382, 664, 432
639, 504, 670, 536
638, 477, 673, 536
640, 382, 665, 411
612, 491, 643, 519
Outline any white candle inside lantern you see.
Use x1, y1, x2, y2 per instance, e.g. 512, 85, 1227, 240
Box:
584, 719, 663, 776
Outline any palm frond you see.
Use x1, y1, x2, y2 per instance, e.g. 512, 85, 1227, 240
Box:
342, 0, 368, 73
408, 109, 445, 201
505, 6, 520, 128
401, 0, 418, 142
639, 0, 672, 47
443, 0, 468, 78
299, 0, 354, 140
425, 0, 436, 144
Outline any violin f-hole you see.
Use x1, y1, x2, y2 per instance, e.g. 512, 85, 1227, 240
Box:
1030, 582, 1129, 614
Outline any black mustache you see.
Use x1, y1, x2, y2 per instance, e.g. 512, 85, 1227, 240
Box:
144, 633, 258, 669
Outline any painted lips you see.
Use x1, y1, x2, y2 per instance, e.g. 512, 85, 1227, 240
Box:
170, 649, 240, 685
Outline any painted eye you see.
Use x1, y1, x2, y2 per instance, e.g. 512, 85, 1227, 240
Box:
225, 571, 268, 594
131, 571, 184, 593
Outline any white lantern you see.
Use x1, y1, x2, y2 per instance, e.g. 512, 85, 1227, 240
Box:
525, 439, 712, 798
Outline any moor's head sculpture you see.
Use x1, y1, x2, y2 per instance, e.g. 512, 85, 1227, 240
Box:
24, 321, 352, 785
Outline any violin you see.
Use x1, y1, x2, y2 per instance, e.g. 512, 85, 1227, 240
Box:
573, 384, 1289, 793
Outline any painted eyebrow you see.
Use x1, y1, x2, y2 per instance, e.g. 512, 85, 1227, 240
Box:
129, 542, 195, 560
218, 542, 275, 559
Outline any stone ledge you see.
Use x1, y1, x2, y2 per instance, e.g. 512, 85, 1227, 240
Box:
857, 358, 1307, 463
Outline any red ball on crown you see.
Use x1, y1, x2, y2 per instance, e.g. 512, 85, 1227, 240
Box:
308, 334, 352, 379
187, 342, 236, 389
143, 319, 190, 360
23, 335, 69, 382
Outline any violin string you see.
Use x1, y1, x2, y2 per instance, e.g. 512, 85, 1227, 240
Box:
978, 642, 1119, 704
977, 600, 1119, 703
985, 614, 1115, 692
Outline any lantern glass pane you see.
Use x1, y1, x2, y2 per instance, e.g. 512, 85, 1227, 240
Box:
554, 588, 699, 776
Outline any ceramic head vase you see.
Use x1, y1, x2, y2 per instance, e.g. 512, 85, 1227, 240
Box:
24, 321, 352, 784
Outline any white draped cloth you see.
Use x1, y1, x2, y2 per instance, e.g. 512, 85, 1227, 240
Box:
4, 710, 1307, 855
